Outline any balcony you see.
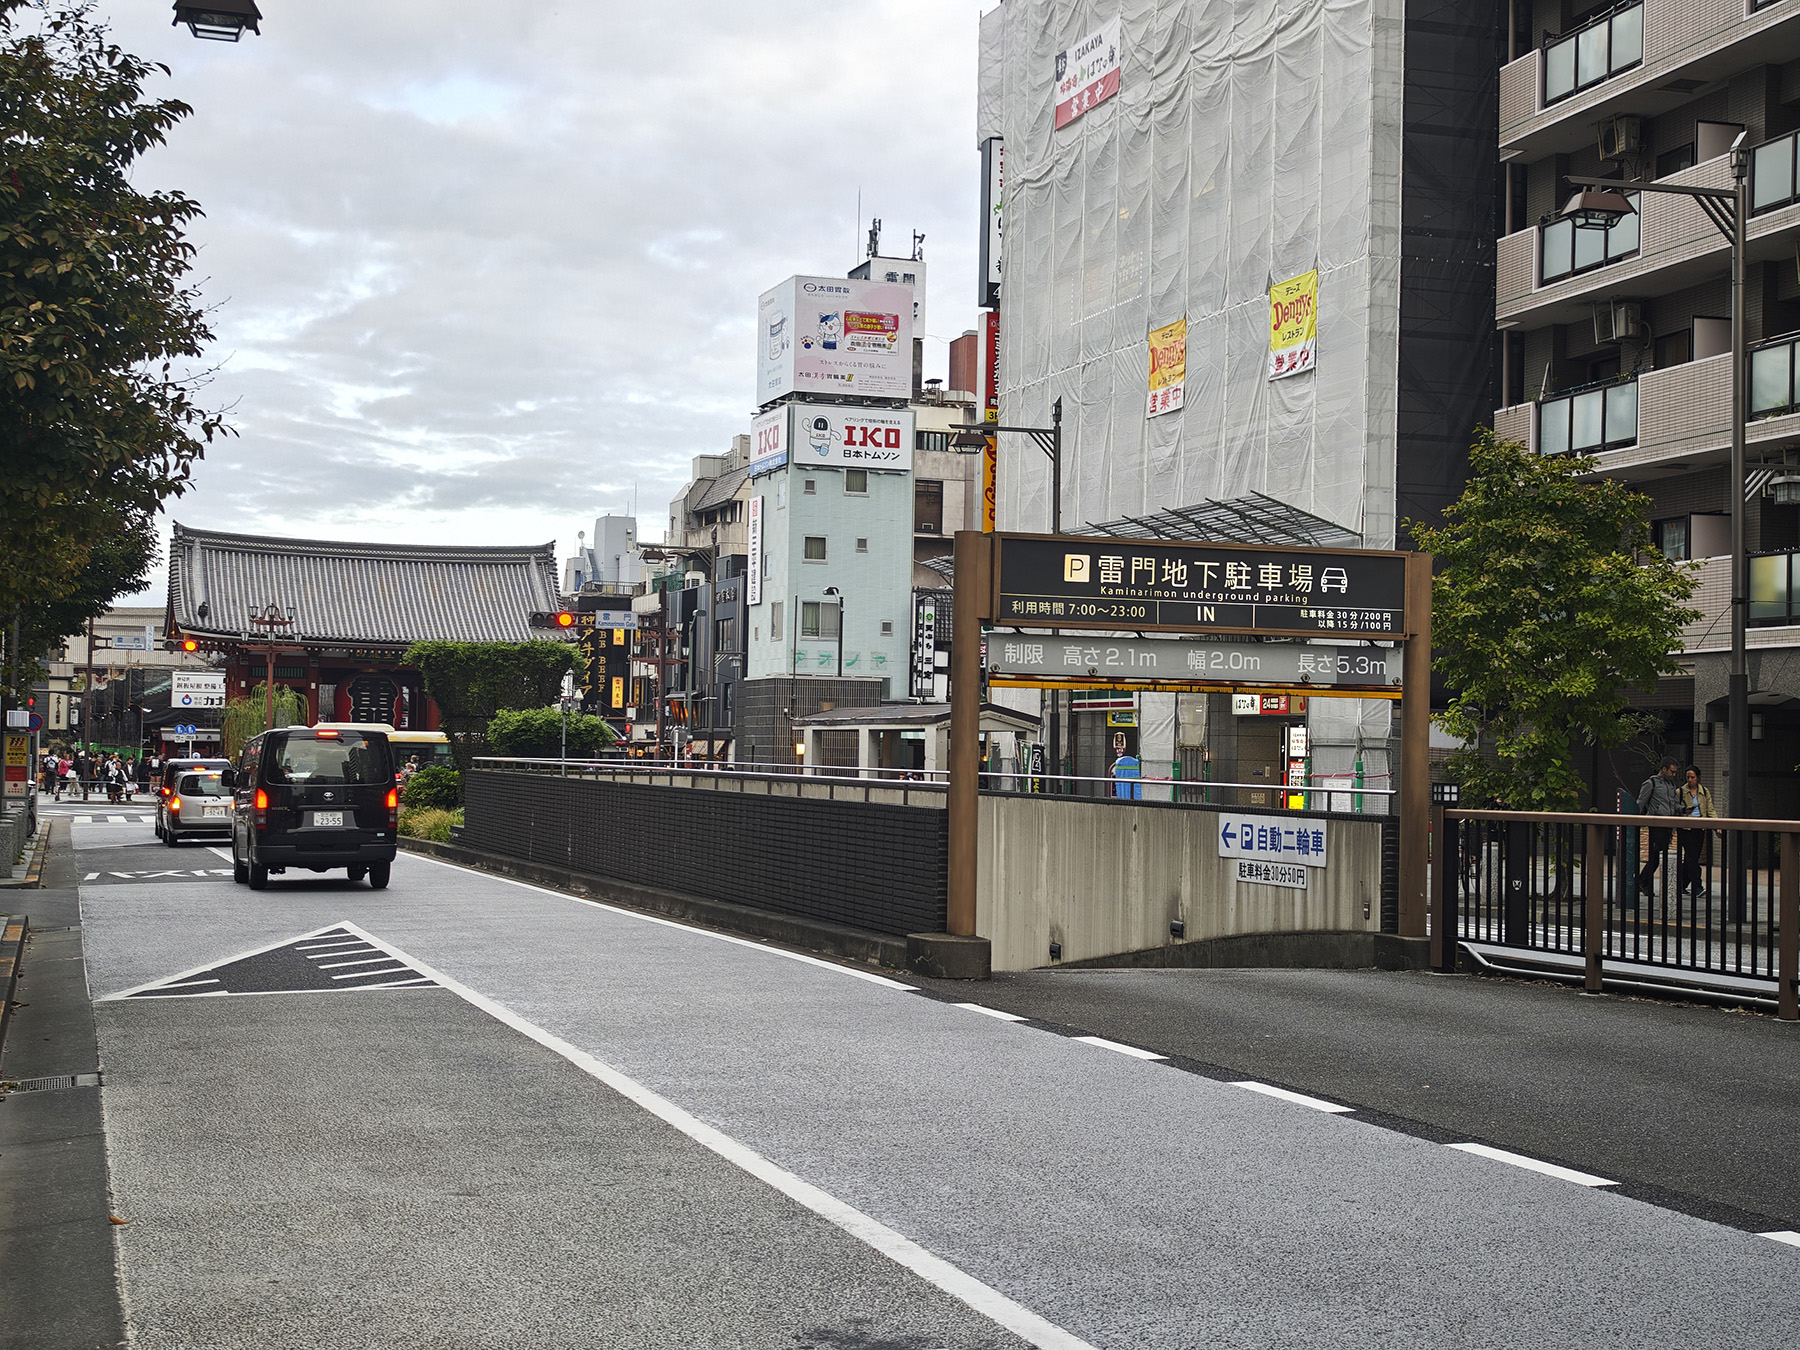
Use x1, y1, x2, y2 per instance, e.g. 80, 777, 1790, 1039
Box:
1538, 377, 1639, 456
1500, 0, 1800, 158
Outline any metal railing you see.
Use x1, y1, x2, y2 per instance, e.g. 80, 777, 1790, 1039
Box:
1538, 193, 1639, 283
1542, 2, 1642, 106
1433, 808, 1799, 1018
1750, 549, 1800, 626
1536, 376, 1637, 455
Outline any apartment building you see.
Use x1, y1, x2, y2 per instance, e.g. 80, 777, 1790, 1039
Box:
1493, 0, 1800, 815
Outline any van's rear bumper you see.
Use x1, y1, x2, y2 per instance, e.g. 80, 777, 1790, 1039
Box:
257, 839, 397, 868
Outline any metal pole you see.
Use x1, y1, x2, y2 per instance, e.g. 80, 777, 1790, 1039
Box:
82, 615, 93, 754
1584, 822, 1605, 992
1397, 550, 1434, 939
1048, 398, 1063, 795
947, 530, 990, 937
1729, 151, 1750, 824
1779, 832, 1797, 1022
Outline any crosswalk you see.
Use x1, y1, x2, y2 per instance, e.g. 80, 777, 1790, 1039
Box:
50, 810, 156, 825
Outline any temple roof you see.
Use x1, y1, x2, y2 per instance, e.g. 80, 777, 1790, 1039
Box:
166, 524, 560, 648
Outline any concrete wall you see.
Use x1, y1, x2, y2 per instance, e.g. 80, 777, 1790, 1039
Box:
976, 794, 1389, 972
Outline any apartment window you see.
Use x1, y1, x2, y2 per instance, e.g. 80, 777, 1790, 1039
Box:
803, 478, 816, 495
915, 430, 950, 453
1751, 336, 1800, 418
1542, 2, 1642, 106
1752, 131, 1800, 214
1750, 551, 1800, 626
804, 535, 827, 561
915, 479, 945, 534
1539, 192, 1639, 283
856, 537, 868, 552
1654, 330, 1691, 369
1537, 378, 1637, 455
1653, 517, 1690, 562
880, 621, 894, 636
714, 617, 737, 654
1655, 145, 1694, 179
845, 469, 868, 494
770, 602, 783, 641
800, 601, 840, 638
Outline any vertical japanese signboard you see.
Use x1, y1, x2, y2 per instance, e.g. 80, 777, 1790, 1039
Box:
979, 138, 1003, 308
4, 733, 27, 797
1054, 17, 1121, 129
1147, 317, 1186, 418
746, 496, 764, 607
983, 309, 999, 424
1268, 270, 1318, 380
911, 594, 938, 699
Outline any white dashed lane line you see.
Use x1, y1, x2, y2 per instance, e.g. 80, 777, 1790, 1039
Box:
1072, 1035, 1167, 1061
1758, 1231, 1800, 1248
953, 1002, 1030, 1023
1446, 1142, 1617, 1187
1232, 1081, 1354, 1114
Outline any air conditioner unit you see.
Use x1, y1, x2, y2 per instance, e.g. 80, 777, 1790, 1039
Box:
1594, 300, 1647, 345
1598, 115, 1643, 161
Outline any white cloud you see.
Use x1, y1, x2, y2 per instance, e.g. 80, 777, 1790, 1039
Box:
101, 0, 987, 595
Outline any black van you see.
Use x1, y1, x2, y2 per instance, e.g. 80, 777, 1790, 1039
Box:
227, 727, 399, 890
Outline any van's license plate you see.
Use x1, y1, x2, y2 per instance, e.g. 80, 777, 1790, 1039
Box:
311, 811, 344, 828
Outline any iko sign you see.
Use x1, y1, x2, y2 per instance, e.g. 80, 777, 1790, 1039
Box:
987, 637, 1401, 689
1219, 813, 1327, 892
993, 534, 1407, 638
1054, 17, 1121, 129
171, 672, 226, 709
753, 404, 914, 475
757, 275, 914, 402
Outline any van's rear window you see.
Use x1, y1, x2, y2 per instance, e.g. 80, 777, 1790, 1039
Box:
268, 735, 388, 785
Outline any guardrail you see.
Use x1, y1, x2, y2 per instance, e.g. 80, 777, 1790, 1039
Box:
1432, 808, 1799, 1019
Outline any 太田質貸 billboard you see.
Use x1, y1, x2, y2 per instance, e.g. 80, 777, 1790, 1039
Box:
756, 275, 915, 402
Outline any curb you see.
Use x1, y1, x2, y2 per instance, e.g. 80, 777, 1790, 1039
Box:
0, 914, 25, 1062
0, 825, 51, 890
399, 836, 911, 970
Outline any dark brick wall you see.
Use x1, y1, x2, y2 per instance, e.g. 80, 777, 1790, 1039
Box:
733, 676, 884, 768
463, 769, 946, 936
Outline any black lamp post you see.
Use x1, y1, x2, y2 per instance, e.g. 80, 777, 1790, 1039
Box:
246, 601, 296, 733
172, 0, 262, 41
823, 586, 845, 680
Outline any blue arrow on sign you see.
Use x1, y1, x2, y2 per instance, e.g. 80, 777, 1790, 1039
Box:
1220, 821, 1236, 848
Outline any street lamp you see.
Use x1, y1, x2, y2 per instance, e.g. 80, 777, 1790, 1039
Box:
246, 601, 296, 734
1566, 152, 1754, 825
952, 399, 1068, 790
823, 586, 845, 680
172, 0, 262, 41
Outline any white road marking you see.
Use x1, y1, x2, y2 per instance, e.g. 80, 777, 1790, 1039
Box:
158, 977, 222, 989
1760, 1231, 1800, 1248
953, 1002, 1030, 1023
314, 955, 390, 969
405, 851, 919, 992
1446, 1142, 1617, 1187
331, 966, 409, 981
329, 921, 1097, 1350
1232, 1081, 1355, 1114
295, 940, 370, 953
1072, 1035, 1167, 1061
98, 922, 358, 1002
207, 847, 235, 864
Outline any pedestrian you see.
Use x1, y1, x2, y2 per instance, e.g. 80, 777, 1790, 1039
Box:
1678, 767, 1717, 901
58, 754, 74, 800
1636, 756, 1684, 902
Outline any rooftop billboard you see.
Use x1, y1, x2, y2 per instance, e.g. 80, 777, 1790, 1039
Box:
757, 275, 914, 403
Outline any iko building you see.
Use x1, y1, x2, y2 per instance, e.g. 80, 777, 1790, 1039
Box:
975, 0, 1495, 796
1492, 0, 1800, 816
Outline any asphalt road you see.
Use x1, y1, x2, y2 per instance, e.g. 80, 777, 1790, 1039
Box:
6, 798, 1799, 1348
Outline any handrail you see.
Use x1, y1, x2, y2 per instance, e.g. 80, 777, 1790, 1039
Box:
1445, 807, 1800, 831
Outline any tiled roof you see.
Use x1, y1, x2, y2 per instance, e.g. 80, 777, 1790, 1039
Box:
689, 465, 749, 513
166, 524, 560, 647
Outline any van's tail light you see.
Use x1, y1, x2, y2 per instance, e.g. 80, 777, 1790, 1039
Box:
386, 787, 399, 828
168, 796, 182, 814
254, 788, 269, 830
159, 785, 171, 798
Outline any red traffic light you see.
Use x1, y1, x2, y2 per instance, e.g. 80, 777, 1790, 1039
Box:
181, 637, 199, 653
555, 611, 576, 628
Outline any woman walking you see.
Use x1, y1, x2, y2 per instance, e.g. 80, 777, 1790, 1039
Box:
1678, 767, 1717, 901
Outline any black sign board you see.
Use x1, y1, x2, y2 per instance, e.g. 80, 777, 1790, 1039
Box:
992, 534, 1407, 638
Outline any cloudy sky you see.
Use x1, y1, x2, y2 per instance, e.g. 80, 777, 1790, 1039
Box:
101, 0, 988, 599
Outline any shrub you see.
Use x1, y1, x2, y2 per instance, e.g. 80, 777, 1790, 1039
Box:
398, 806, 461, 843
403, 766, 462, 809
485, 706, 616, 759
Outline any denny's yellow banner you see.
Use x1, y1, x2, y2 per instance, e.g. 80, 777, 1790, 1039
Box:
1268, 270, 1317, 380
1146, 317, 1186, 418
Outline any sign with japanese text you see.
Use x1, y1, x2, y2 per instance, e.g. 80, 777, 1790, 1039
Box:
172, 672, 226, 709
1269, 270, 1318, 380
983, 309, 1000, 424
993, 534, 1407, 638
1147, 318, 1186, 418
987, 637, 1401, 689
4, 733, 28, 797
979, 138, 1003, 308
911, 594, 938, 699
750, 405, 788, 476
773, 404, 915, 473
1054, 17, 1121, 129
757, 275, 914, 401
1218, 813, 1328, 868
746, 496, 764, 606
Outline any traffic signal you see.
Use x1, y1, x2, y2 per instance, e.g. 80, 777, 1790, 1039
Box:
530, 610, 594, 632
181, 637, 199, 653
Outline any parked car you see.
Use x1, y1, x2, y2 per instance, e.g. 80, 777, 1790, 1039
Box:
154, 758, 233, 840
227, 727, 398, 890
161, 768, 234, 845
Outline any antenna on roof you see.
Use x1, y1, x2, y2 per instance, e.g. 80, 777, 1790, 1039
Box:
867, 217, 881, 259
912, 230, 925, 261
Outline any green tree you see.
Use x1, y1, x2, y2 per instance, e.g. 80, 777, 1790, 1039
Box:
0, 2, 226, 625
486, 705, 617, 759
219, 684, 306, 761
404, 641, 574, 771
1412, 429, 1700, 810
